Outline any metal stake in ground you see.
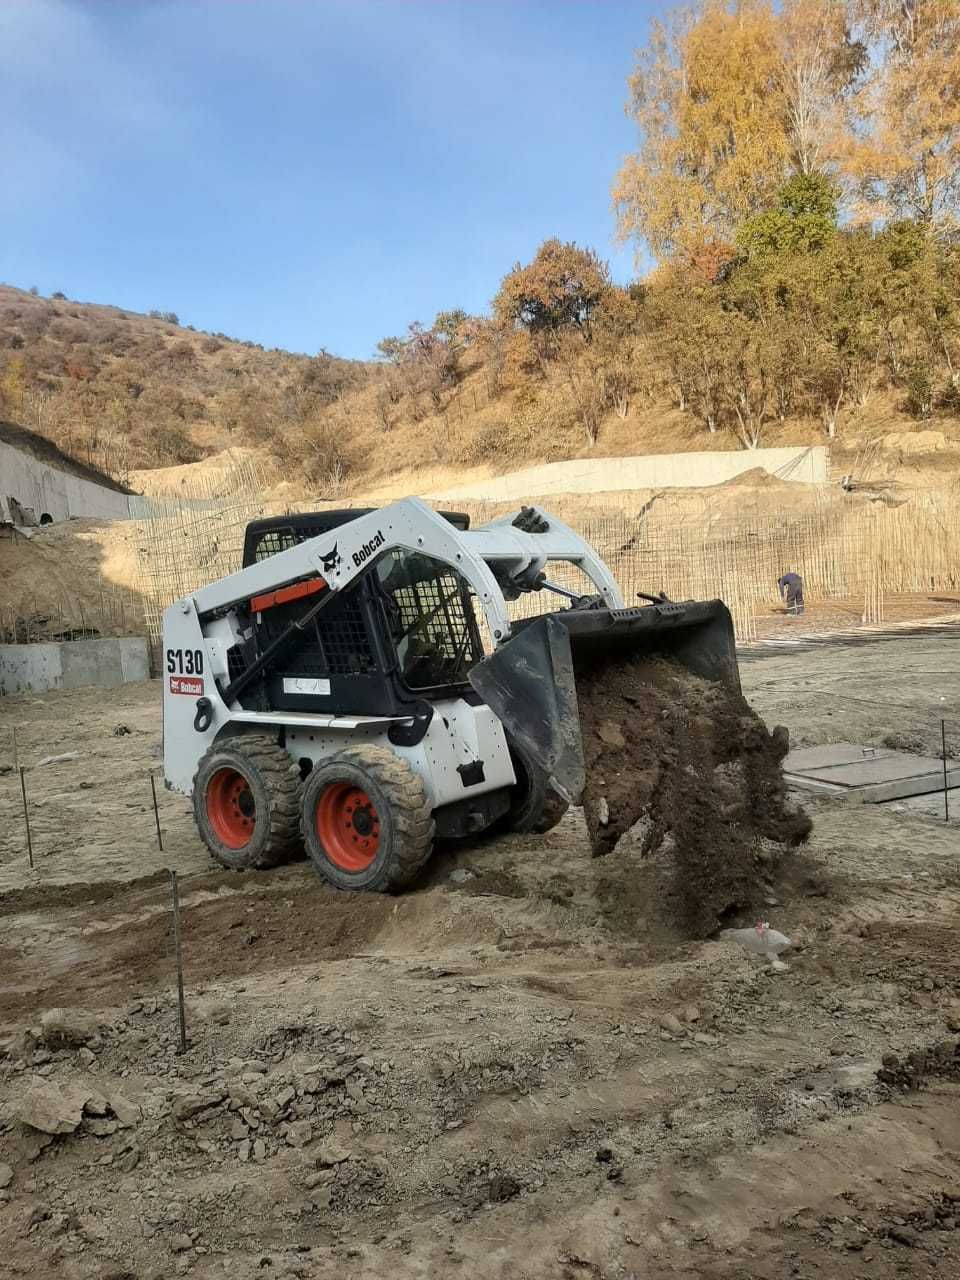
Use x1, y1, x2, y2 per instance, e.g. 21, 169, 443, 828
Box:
942, 719, 950, 824
19, 767, 33, 869
150, 773, 164, 851
169, 870, 188, 1054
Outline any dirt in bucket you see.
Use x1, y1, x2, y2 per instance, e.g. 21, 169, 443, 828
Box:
577, 653, 812, 935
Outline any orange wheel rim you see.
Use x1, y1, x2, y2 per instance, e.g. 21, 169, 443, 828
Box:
315, 782, 381, 872
206, 766, 256, 849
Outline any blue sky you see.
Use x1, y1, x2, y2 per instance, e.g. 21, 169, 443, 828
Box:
1, 1, 656, 359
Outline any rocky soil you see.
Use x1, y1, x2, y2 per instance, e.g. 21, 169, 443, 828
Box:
1, 631, 960, 1278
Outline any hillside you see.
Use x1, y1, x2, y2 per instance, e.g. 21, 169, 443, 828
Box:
1, 257, 959, 501
0, 284, 365, 481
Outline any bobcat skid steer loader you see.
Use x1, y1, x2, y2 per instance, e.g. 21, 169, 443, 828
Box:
162, 498, 738, 890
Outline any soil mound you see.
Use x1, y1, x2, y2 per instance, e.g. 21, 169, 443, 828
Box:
578, 655, 811, 935
715, 465, 795, 488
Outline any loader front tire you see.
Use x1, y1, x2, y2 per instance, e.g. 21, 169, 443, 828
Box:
301, 746, 434, 892
502, 739, 569, 835
194, 734, 302, 871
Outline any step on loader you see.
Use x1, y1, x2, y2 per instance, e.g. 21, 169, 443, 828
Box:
162, 498, 739, 890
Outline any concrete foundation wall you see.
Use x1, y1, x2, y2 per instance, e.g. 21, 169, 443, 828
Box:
0, 441, 137, 525
428, 446, 829, 501
0, 637, 150, 696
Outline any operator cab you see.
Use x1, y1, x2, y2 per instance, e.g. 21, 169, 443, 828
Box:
234, 509, 484, 717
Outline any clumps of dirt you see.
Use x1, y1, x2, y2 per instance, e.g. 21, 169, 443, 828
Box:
0, 870, 172, 918
577, 654, 811, 936
463, 870, 527, 899
877, 1038, 960, 1091
541, 872, 575, 906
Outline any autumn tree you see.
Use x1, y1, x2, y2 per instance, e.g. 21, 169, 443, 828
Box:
843, 0, 960, 230
776, 0, 865, 177
374, 313, 470, 411
375, 335, 406, 364
725, 195, 887, 439
470, 317, 510, 397
648, 273, 733, 430
432, 309, 469, 345
613, 0, 790, 262
493, 239, 609, 367
780, 235, 880, 436
554, 286, 650, 443
298, 351, 365, 406
588, 286, 649, 420
863, 219, 958, 381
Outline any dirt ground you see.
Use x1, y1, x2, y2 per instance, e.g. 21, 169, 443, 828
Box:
753, 592, 960, 642
1, 631, 960, 1279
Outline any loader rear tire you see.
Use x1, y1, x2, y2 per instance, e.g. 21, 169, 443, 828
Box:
301, 746, 434, 892
501, 739, 569, 835
194, 734, 302, 871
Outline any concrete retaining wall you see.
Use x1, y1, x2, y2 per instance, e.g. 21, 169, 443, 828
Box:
0, 441, 138, 525
0, 440, 228, 527
0, 637, 150, 696
428, 446, 829, 501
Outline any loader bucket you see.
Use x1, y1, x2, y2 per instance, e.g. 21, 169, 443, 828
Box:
468, 600, 739, 805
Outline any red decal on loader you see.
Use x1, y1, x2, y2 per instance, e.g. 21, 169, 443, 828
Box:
169, 675, 204, 696
250, 576, 326, 613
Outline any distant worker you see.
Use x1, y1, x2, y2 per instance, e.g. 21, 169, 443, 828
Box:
778, 572, 804, 616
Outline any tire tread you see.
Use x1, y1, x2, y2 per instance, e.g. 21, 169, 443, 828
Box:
193, 733, 302, 871
300, 744, 434, 891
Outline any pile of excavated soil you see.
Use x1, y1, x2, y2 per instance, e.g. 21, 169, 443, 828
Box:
578, 655, 811, 935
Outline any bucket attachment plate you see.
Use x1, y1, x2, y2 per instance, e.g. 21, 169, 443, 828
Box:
469, 616, 584, 804
469, 600, 738, 805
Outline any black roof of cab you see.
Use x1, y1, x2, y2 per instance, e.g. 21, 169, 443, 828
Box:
242, 508, 470, 568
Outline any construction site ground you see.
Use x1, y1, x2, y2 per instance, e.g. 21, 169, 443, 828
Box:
1, 631, 960, 1280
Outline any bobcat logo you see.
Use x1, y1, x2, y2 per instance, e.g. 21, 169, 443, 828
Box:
320, 543, 341, 574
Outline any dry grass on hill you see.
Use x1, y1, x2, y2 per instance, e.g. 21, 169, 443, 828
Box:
2, 282, 960, 501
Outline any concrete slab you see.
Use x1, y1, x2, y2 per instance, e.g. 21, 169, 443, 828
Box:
785, 741, 960, 803
786, 743, 896, 770
886, 789, 960, 824
799, 756, 951, 786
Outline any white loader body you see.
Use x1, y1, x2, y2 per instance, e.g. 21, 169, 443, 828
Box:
161, 498, 630, 885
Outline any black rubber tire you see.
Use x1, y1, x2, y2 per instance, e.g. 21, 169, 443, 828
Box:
301, 745, 434, 892
193, 734, 302, 871
501, 739, 569, 834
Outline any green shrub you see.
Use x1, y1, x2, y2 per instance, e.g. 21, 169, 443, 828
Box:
905, 362, 934, 419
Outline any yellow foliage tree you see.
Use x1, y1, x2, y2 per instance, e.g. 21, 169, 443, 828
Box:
843, 0, 960, 229
777, 0, 864, 176
613, 0, 790, 262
